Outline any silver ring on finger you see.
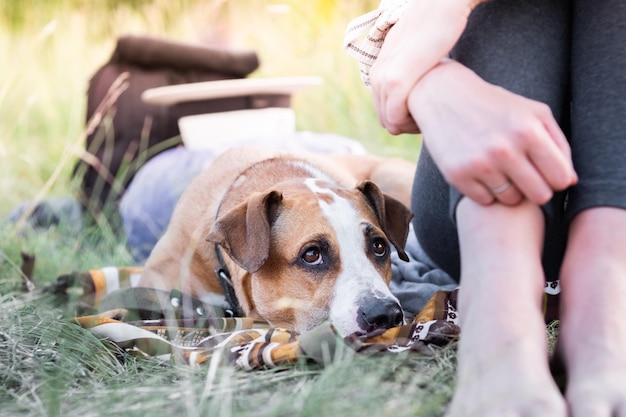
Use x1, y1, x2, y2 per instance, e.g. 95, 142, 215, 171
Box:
489, 181, 512, 194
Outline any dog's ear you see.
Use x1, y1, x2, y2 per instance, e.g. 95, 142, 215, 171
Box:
207, 190, 283, 273
357, 180, 413, 262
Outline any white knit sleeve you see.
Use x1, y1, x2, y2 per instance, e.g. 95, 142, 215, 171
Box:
343, 0, 410, 86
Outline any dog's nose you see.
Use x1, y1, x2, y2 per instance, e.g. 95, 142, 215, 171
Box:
357, 299, 404, 332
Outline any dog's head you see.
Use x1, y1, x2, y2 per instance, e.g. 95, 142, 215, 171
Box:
206, 179, 412, 336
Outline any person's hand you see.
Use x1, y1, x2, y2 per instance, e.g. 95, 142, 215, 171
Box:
369, 0, 481, 135
408, 60, 577, 206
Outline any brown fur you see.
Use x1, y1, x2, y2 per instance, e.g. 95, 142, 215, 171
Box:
138, 147, 415, 330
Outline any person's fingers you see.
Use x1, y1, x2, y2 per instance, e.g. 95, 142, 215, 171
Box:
526, 127, 577, 192
503, 159, 554, 205
537, 103, 573, 162
374, 93, 420, 134
384, 102, 420, 134
528, 104, 578, 189
457, 179, 496, 206
384, 115, 421, 135
454, 173, 525, 207
485, 180, 524, 206
458, 177, 524, 207
372, 75, 420, 134
383, 86, 416, 134
442, 155, 499, 206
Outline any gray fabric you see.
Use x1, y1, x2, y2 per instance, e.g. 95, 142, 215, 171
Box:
567, 0, 626, 219
390, 225, 457, 317
411, 0, 626, 282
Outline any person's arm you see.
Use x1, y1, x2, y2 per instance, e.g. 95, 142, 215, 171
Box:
345, 1, 576, 206
407, 59, 577, 205
366, 0, 488, 134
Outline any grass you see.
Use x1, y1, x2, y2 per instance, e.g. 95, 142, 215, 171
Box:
0, 1, 456, 416
0, 224, 458, 416
0, 291, 457, 417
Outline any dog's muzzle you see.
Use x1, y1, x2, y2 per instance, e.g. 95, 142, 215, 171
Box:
356, 295, 404, 333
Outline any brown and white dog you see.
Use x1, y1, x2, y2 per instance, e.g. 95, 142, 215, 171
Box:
138, 147, 415, 336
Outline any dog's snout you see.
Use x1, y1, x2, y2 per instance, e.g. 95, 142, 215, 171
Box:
357, 299, 404, 333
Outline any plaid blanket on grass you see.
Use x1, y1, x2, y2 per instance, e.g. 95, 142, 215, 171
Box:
56, 267, 560, 370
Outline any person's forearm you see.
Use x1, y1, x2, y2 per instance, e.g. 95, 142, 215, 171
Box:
406, 58, 467, 125
367, 0, 485, 133
373, 0, 480, 83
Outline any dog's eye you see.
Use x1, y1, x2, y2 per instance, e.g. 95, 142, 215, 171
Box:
372, 238, 387, 257
302, 247, 324, 265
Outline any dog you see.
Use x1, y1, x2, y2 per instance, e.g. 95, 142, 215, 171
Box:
138, 147, 415, 336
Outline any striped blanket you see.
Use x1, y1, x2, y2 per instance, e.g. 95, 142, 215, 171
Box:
59, 267, 560, 370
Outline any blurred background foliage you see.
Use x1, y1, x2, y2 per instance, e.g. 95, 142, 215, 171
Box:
0, 0, 421, 216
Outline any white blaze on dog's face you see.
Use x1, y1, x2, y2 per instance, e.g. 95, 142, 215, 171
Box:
246, 178, 405, 336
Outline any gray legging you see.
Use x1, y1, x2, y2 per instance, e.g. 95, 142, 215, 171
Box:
411, 0, 626, 282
